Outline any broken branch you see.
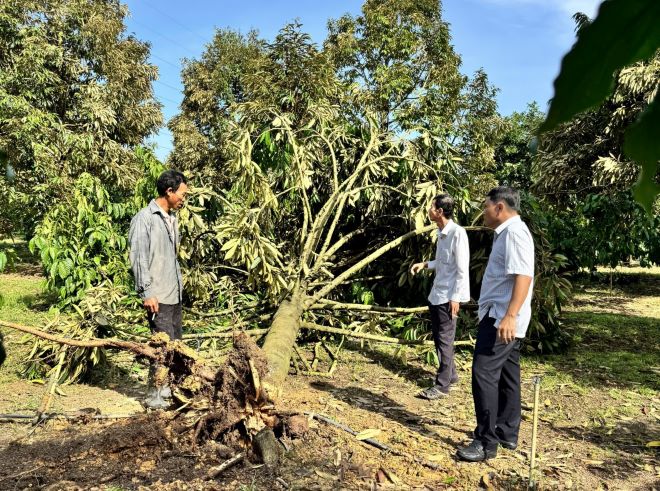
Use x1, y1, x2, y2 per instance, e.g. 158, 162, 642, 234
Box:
300, 322, 474, 347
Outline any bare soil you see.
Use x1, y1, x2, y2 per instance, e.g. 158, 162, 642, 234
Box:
0, 342, 657, 490
0, 268, 658, 490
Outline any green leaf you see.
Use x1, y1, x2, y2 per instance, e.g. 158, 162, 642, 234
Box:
625, 95, 660, 213
540, 0, 660, 132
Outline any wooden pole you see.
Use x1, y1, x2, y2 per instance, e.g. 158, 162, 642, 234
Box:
529, 376, 541, 490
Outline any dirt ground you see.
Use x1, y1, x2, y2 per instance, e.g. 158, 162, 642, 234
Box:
0, 269, 658, 490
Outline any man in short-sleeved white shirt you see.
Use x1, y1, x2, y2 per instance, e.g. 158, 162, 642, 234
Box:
457, 186, 535, 462
411, 193, 470, 399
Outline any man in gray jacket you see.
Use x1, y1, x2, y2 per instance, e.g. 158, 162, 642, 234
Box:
129, 170, 188, 408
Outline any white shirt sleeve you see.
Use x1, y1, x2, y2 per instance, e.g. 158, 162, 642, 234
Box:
450, 228, 470, 302
505, 229, 535, 278
426, 235, 441, 270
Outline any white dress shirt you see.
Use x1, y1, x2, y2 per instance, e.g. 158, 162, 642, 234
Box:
427, 220, 471, 305
478, 215, 535, 338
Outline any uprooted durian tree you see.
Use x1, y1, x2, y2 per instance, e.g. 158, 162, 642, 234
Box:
168, 0, 506, 396
7, 0, 571, 391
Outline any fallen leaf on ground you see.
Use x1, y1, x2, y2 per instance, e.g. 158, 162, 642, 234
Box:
356, 428, 381, 440
315, 469, 338, 480
333, 448, 341, 467
481, 471, 496, 490
380, 467, 402, 485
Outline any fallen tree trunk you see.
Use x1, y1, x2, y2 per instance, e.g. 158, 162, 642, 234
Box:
261, 224, 439, 397
260, 292, 304, 399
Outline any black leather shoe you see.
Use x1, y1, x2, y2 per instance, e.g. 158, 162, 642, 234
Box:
495, 429, 518, 450
498, 439, 517, 450
456, 439, 498, 462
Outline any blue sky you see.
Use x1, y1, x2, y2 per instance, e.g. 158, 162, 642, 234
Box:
123, 0, 602, 161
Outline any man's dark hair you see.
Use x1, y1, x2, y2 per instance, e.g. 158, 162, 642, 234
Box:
433, 193, 455, 219
156, 170, 187, 196
486, 186, 520, 211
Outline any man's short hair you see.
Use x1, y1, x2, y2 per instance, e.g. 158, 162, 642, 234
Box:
433, 193, 455, 219
486, 186, 520, 211
156, 170, 187, 196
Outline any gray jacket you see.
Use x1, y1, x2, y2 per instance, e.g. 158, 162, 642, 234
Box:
128, 200, 183, 304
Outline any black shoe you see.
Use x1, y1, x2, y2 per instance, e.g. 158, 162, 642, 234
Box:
498, 439, 517, 450
456, 439, 498, 462
417, 385, 449, 400
495, 428, 517, 450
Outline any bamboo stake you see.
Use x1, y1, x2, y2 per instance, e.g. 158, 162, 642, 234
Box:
300, 321, 474, 347
529, 376, 542, 490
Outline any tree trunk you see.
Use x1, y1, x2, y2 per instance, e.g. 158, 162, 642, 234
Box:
260, 291, 304, 399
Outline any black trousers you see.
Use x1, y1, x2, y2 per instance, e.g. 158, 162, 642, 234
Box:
428, 302, 458, 392
472, 316, 521, 448
0, 333, 6, 367
147, 302, 183, 341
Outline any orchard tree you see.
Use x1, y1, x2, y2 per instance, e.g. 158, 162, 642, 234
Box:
0, 0, 162, 235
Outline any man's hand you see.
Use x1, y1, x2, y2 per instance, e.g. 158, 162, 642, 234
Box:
450, 301, 460, 318
497, 315, 516, 344
144, 297, 159, 314
410, 262, 426, 275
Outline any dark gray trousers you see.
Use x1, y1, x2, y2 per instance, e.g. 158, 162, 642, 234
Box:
472, 316, 521, 449
428, 302, 458, 392
147, 302, 183, 340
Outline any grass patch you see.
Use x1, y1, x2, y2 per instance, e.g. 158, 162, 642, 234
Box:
0, 274, 59, 384
538, 304, 660, 394
0, 274, 55, 326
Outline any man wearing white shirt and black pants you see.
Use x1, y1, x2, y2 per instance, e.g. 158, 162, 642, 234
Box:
457, 186, 535, 462
411, 194, 470, 399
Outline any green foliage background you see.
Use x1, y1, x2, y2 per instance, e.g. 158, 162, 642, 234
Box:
0, 0, 657, 381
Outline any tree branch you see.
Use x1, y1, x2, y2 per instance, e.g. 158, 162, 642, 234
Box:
305, 224, 435, 307
301, 321, 474, 347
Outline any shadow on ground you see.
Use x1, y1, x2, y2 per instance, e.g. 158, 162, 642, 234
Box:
540, 310, 660, 392
550, 418, 659, 484
310, 380, 468, 449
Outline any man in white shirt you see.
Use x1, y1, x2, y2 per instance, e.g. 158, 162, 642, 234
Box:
411, 194, 470, 399
457, 186, 535, 462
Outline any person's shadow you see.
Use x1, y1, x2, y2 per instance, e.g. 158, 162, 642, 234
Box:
310, 380, 470, 450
